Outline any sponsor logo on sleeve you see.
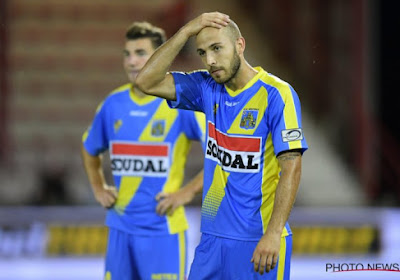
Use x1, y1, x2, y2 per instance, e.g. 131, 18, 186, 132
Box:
281, 129, 303, 142
206, 122, 261, 173
110, 141, 170, 177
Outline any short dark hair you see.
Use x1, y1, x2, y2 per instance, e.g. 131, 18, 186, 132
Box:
125, 21, 166, 49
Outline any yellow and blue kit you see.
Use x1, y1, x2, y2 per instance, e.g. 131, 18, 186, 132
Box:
82, 83, 205, 280
169, 67, 308, 279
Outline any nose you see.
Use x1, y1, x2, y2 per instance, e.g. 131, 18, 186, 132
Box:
206, 53, 216, 66
127, 54, 138, 66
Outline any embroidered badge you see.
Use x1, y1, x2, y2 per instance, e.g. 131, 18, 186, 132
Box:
151, 120, 165, 136
240, 109, 258, 129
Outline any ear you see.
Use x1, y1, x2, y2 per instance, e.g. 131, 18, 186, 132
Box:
236, 37, 245, 55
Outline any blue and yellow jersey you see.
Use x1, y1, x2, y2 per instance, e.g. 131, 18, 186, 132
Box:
169, 67, 308, 241
82, 83, 205, 236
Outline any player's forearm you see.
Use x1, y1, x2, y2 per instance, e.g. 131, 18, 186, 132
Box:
182, 169, 204, 198
80, 143, 107, 193
266, 153, 302, 235
136, 28, 190, 94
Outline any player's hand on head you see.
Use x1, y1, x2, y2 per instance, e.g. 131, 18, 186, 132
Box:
184, 12, 230, 36
94, 185, 118, 208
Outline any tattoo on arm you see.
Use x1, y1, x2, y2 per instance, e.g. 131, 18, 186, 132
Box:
277, 151, 301, 161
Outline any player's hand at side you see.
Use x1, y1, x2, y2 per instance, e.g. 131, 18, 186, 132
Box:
250, 231, 281, 275
155, 188, 194, 216
94, 185, 118, 208
182, 12, 230, 37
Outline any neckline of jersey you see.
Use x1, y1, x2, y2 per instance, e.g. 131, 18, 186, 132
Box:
224, 66, 264, 97
129, 85, 158, 105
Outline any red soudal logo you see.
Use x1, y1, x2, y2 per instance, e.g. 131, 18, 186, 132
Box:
206, 122, 261, 173
110, 142, 170, 177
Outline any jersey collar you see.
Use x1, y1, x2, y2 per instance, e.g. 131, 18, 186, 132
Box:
224, 66, 264, 97
129, 85, 158, 105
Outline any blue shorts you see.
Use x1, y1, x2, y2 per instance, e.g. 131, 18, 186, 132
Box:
104, 228, 187, 280
188, 233, 292, 280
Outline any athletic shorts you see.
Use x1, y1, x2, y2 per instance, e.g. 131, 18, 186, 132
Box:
104, 228, 187, 280
188, 233, 292, 280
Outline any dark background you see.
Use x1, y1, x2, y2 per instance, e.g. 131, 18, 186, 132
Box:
0, 0, 399, 206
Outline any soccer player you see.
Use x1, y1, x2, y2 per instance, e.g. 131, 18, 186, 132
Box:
136, 12, 308, 279
81, 22, 205, 280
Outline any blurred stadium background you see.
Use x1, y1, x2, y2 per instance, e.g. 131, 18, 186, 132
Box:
0, 0, 399, 279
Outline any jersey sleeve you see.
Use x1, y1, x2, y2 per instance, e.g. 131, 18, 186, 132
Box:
168, 71, 208, 112
267, 85, 308, 156
181, 110, 206, 151
82, 101, 109, 156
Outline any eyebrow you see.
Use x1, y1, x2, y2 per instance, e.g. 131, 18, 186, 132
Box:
123, 48, 146, 54
209, 42, 222, 48
197, 42, 222, 53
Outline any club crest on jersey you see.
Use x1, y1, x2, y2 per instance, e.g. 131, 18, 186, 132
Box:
240, 109, 258, 129
114, 119, 123, 133
206, 122, 261, 173
151, 120, 165, 136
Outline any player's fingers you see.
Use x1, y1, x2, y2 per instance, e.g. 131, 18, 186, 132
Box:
210, 20, 229, 28
201, 12, 229, 29
271, 254, 278, 270
251, 254, 260, 272
258, 254, 268, 275
166, 203, 179, 216
155, 192, 167, 201
206, 19, 229, 29
105, 204, 114, 209
104, 195, 116, 208
155, 200, 164, 214
169, 203, 179, 214
209, 12, 230, 23
108, 187, 118, 199
106, 191, 117, 203
214, 15, 230, 26
265, 254, 273, 273
156, 200, 171, 215
102, 199, 113, 209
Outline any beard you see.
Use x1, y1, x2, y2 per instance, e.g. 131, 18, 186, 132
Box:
213, 51, 241, 84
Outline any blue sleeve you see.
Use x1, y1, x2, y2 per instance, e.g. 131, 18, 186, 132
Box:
82, 102, 109, 156
168, 71, 208, 112
267, 86, 308, 156
180, 110, 206, 151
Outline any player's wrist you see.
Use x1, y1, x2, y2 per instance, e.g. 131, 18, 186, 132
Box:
178, 25, 195, 40
181, 185, 196, 200
265, 227, 283, 237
